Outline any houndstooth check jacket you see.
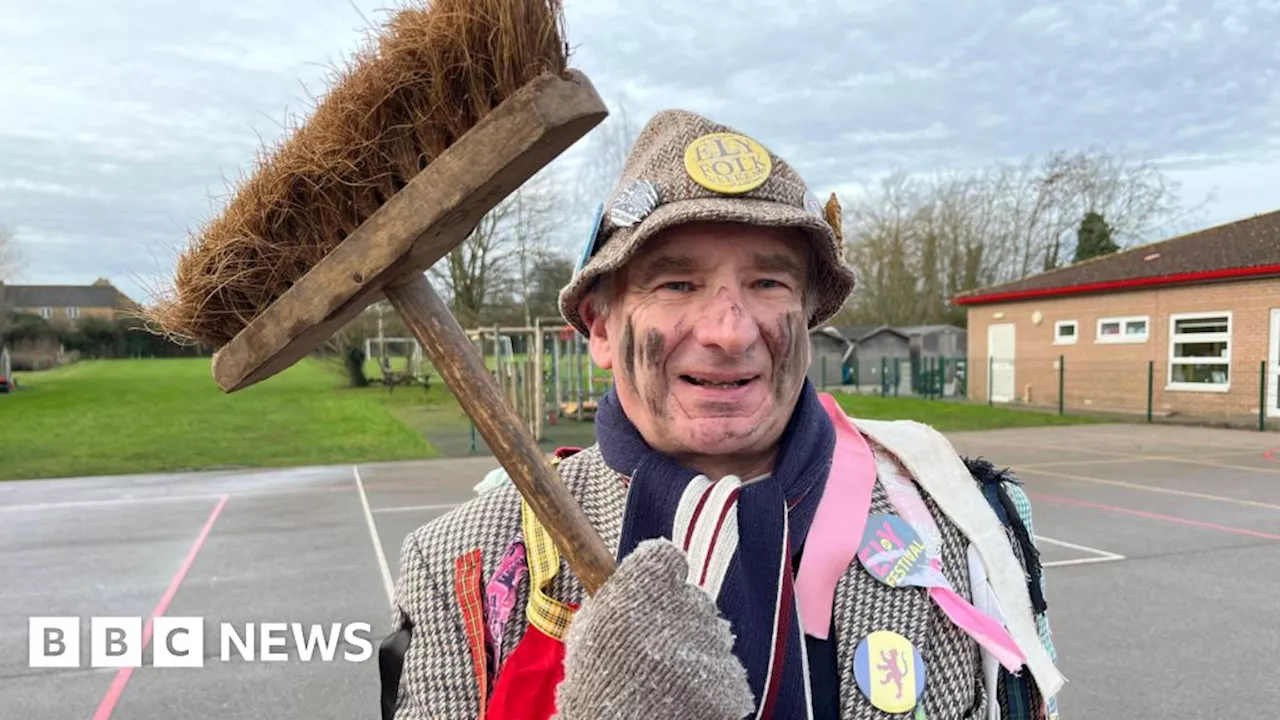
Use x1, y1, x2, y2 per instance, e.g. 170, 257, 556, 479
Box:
385, 430, 1058, 720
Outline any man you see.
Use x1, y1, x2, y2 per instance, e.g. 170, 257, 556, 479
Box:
381, 109, 1064, 719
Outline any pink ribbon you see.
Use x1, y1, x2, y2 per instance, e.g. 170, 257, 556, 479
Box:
797, 393, 1027, 673
876, 445, 1027, 671
930, 586, 1025, 672
795, 393, 878, 640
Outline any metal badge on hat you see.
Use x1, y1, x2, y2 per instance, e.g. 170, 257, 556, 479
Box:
608, 178, 660, 227
683, 131, 773, 194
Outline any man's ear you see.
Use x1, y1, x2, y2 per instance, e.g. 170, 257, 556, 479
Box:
580, 296, 614, 371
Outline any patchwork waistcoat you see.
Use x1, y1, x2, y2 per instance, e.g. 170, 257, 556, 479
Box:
385, 431, 1058, 720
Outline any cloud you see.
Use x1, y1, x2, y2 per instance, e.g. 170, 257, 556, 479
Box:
3, 0, 1279, 303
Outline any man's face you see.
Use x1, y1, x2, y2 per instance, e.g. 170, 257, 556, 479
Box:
582, 221, 812, 465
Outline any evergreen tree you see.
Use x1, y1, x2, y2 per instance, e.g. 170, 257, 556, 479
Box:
1073, 211, 1119, 262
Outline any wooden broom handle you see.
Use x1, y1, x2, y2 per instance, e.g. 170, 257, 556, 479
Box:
385, 272, 615, 595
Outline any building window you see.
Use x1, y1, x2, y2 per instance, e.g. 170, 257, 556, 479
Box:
39, 307, 52, 319
1054, 320, 1078, 345
1168, 312, 1231, 391
66, 307, 80, 319
1097, 316, 1149, 343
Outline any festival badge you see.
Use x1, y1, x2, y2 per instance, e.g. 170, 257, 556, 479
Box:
853, 630, 927, 713
608, 178, 660, 227
858, 513, 951, 590
575, 201, 607, 276
683, 131, 773, 194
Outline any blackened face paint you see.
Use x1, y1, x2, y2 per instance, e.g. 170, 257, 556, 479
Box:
621, 315, 637, 385
641, 328, 668, 419
768, 311, 805, 402
642, 328, 665, 368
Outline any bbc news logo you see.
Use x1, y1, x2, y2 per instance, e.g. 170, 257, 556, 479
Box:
29, 617, 375, 668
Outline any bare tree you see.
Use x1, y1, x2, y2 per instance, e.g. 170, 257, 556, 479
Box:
840, 171, 928, 325
836, 147, 1204, 328
506, 167, 562, 326
570, 97, 642, 220
430, 200, 515, 327
429, 167, 566, 328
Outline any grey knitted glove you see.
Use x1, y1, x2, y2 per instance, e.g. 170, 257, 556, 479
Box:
552, 538, 756, 720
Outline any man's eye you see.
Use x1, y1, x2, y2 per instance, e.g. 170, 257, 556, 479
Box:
755, 278, 787, 289
660, 281, 694, 292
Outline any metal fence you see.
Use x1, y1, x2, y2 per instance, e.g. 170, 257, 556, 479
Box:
809, 353, 1278, 432
809, 355, 969, 399
978, 354, 1277, 432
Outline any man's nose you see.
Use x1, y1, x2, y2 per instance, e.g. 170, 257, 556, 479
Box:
692, 288, 760, 355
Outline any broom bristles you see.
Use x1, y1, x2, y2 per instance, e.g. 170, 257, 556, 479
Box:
144, 0, 569, 348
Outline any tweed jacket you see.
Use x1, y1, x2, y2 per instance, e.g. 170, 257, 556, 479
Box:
386, 424, 1060, 720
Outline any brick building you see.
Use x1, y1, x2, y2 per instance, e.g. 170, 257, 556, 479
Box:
0, 278, 138, 327
953, 211, 1280, 424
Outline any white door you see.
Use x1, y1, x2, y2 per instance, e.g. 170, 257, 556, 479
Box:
988, 323, 1016, 403
1268, 309, 1280, 418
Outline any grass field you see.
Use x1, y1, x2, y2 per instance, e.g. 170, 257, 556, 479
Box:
1, 357, 1101, 481
0, 358, 439, 481
829, 392, 1100, 432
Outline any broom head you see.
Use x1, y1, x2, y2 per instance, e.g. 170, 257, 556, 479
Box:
143, 0, 588, 355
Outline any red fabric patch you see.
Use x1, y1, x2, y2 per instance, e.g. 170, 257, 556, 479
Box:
486, 622, 568, 720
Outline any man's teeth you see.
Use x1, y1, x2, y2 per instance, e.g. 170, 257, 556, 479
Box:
684, 376, 751, 388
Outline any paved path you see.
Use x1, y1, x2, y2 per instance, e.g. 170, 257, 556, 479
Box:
2, 423, 1277, 719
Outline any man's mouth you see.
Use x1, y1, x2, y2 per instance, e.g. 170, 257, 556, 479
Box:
679, 374, 759, 389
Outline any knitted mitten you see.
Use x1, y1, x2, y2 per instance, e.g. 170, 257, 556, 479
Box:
552, 538, 756, 720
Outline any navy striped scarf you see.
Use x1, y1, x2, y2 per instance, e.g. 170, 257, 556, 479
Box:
596, 379, 835, 719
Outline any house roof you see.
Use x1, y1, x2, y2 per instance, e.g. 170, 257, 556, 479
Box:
952, 209, 1280, 306
811, 326, 853, 346
856, 325, 911, 343
2, 283, 133, 309
833, 325, 880, 342
895, 324, 966, 335
810, 326, 855, 362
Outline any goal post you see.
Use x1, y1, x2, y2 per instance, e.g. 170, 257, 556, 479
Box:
364, 336, 424, 378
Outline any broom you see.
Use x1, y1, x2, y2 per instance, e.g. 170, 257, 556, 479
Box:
144, 0, 616, 593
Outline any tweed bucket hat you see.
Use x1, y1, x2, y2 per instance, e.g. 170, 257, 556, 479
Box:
558, 109, 856, 336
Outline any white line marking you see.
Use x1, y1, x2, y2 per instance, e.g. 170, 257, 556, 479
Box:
1034, 534, 1124, 559
1014, 466, 1280, 511
371, 503, 459, 514
1042, 556, 1126, 568
1035, 533, 1125, 568
0, 494, 228, 511
0, 484, 357, 512
354, 465, 395, 608
973, 438, 1280, 476
1017, 449, 1270, 469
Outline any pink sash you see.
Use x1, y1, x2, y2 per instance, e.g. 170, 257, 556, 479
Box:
796, 393, 1026, 672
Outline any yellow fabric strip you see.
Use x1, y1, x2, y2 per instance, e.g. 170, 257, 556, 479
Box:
520, 494, 575, 641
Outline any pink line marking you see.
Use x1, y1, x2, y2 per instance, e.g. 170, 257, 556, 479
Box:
1027, 492, 1280, 542
93, 494, 229, 720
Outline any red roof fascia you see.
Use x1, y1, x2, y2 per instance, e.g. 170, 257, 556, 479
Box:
952, 263, 1280, 306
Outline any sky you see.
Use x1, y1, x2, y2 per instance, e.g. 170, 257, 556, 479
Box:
2, 0, 1278, 305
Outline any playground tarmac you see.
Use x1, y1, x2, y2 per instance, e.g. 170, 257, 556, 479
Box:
2, 422, 1279, 719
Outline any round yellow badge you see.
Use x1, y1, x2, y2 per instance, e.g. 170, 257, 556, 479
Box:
683, 132, 773, 194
